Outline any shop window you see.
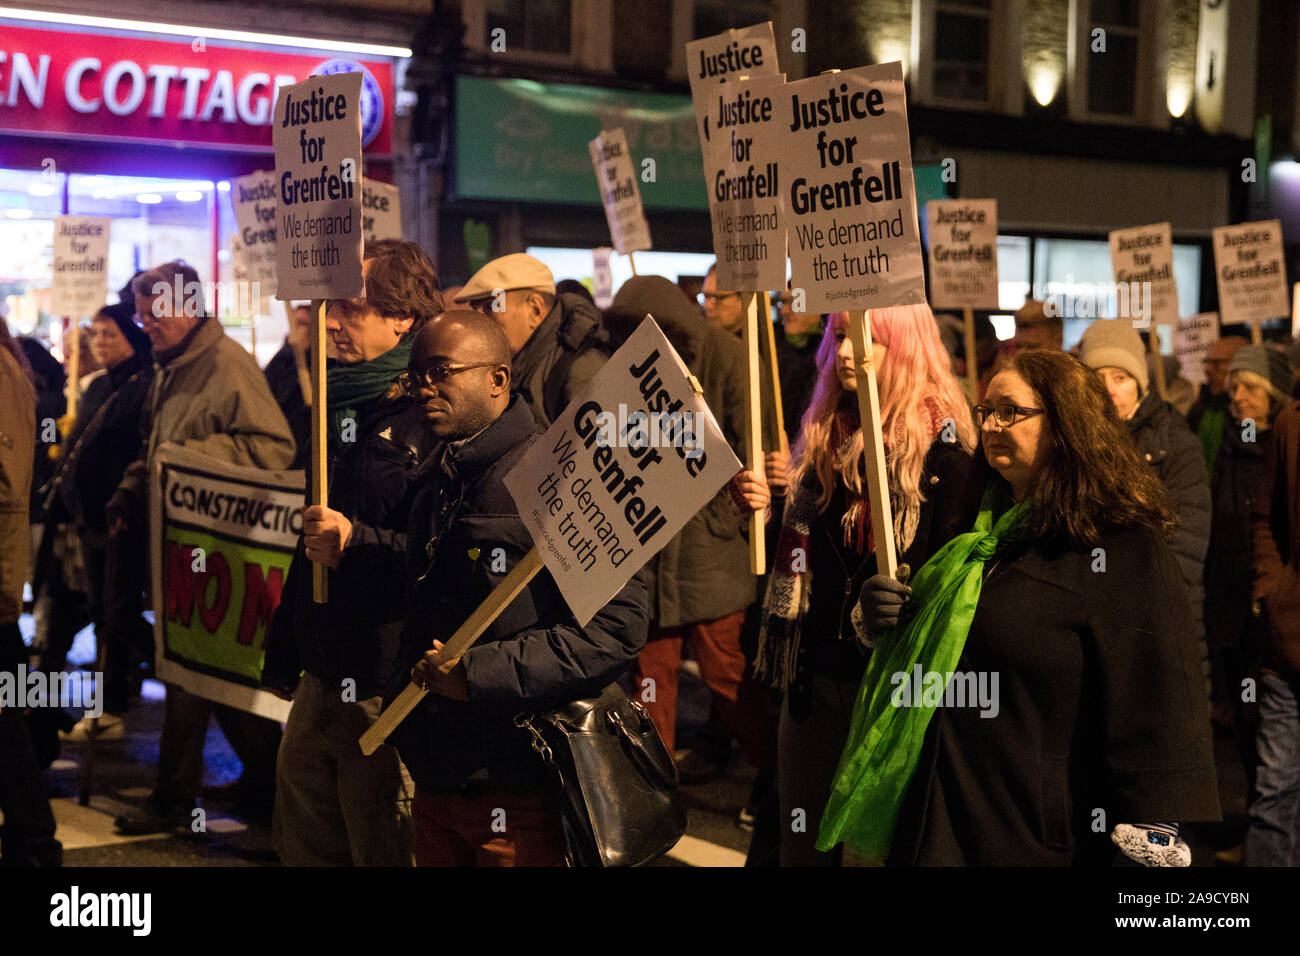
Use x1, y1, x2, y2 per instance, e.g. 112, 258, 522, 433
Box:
1086, 0, 1140, 117
934, 0, 992, 103
486, 0, 573, 55
996, 235, 1031, 311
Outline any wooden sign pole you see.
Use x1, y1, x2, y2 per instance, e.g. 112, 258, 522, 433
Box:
962, 306, 978, 405
846, 311, 898, 579
758, 292, 788, 454
1250, 318, 1263, 346
628, 251, 639, 277
310, 298, 329, 603
360, 548, 544, 755
64, 316, 80, 415
742, 292, 766, 575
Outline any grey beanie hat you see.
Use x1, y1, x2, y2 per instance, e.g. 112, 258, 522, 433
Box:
1079, 319, 1149, 395
1228, 344, 1294, 397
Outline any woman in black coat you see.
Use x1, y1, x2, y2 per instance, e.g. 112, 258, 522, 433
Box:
754, 305, 981, 866
840, 350, 1219, 866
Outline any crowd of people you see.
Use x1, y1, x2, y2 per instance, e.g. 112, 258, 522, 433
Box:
2, 240, 1300, 868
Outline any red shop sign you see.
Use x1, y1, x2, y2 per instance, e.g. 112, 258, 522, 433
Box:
0, 22, 394, 154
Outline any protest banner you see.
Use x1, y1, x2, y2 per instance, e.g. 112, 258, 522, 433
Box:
1110, 221, 1178, 399
361, 317, 742, 754
925, 199, 998, 402
589, 127, 652, 257
777, 63, 926, 316
274, 70, 364, 602
685, 21, 781, 149
52, 215, 110, 412
361, 177, 402, 243
1173, 312, 1219, 388
1212, 220, 1288, 344
230, 171, 278, 313
149, 444, 303, 722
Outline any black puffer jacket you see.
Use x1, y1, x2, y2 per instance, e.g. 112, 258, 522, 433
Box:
262, 386, 434, 699
49, 352, 153, 534
339, 396, 650, 791
1204, 424, 1272, 699
1126, 392, 1212, 693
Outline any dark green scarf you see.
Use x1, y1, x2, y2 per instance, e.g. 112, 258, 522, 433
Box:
817, 480, 1029, 860
326, 340, 410, 443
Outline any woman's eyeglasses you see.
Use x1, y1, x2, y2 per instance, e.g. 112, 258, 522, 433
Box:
974, 403, 1045, 428
397, 363, 498, 395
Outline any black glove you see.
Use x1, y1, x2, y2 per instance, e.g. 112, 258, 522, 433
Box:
860, 565, 912, 633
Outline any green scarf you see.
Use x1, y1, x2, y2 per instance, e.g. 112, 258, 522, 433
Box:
326, 340, 410, 443
816, 480, 1029, 860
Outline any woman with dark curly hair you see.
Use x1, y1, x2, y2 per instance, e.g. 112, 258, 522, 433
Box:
827, 349, 1220, 866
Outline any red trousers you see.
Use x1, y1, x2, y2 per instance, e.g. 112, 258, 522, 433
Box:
412, 786, 568, 867
633, 609, 773, 766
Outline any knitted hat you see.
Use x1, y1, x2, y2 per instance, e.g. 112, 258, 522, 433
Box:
1228, 344, 1293, 397
1079, 319, 1149, 395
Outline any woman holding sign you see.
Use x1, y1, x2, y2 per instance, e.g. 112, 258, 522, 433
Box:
841, 350, 1219, 866
754, 304, 979, 867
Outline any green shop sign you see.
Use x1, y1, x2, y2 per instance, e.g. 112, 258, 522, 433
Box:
455, 75, 707, 210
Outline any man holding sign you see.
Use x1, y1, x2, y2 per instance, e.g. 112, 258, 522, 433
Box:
302, 311, 650, 866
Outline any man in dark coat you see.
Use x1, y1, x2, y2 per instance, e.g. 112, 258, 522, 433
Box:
262, 303, 312, 471
1188, 336, 1249, 476
453, 253, 608, 427
772, 295, 823, 448
305, 311, 649, 866
46, 302, 153, 729
262, 239, 443, 866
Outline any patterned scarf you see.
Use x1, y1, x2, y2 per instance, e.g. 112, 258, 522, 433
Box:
754, 399, 945, 690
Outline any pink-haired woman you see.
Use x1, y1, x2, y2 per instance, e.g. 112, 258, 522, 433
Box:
754, 306, 981, 866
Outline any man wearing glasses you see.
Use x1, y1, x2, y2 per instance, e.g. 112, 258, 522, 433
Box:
1187, 336, 1249, 475
261, 238, 443, 865
700, 264, 745, 335
452, 253, 608, 427
303, 311, 649, 866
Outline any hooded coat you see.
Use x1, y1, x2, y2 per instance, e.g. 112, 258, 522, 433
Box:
0, 347, 35, 626
608, 276, 756, 627
511, 292, 609, 427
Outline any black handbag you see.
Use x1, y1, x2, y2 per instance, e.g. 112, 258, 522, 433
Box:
515, 683, 686, 867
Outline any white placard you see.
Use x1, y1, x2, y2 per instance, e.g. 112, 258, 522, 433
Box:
273, 72, 364, 299
776, 62, 926, 314
1212, 220, 1289, 328
686, 22, 785, 291
924, 199, 999, 310
503, 317, 741, 626
686, 21, 781, 147
361, 178, 402, 244
51, 216, 111, 317
592, 247, 613, 309
230, 171, 278, 312
1173, 312, 1220, 388
1109, 221, 1178, 328
589, 128, 652, 256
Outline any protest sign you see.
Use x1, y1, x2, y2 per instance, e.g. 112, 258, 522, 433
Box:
777, 63, 926, 314
272, 71, 364, 299
361, 316, 743, 754
361, 177, 402, 243
230, 171, 278, 312
504, 316, 742, 626
1212, 220, 1289, 341
589, 127, 652, 256
1173, 312, 1220, 388
687, 23, 785, 291
51, 215, 111, 318
685, 21, 781, 147
150, 444, 302, 722
1109, 221, 1178, 329
592, 247, 614, 309
925, 199, 998, 310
